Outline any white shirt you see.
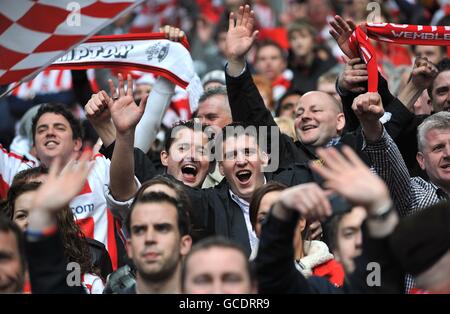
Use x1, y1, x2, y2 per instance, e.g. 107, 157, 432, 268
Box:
228, 177, 266, 253
229, 189, 258, 252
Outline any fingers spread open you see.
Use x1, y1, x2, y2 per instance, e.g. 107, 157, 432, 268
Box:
118, 73, 125, 97
228, 12, 235, 31
126, 74, 133, 96
108, 79, 116, 98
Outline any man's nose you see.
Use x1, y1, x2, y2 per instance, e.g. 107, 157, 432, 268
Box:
45, 126, 56, 136
301, 110, 312, 121
210, 281, 225, 294
235, 152, 248, 164
144, 228, 157, 243
443, 144, 450, 157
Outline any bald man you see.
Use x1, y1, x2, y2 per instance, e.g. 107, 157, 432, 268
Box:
294, 91, 345, 147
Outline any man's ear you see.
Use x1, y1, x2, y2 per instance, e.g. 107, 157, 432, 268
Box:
180, 235, 192, 256
298, 218, 307, 233
74, 138, 83, 152
336, 113, 346, 135
160, 150, 169, 167
416, 152, 426, 170
261, 151, 269, 169
126, 239, 133, 259
218, 161, 225, 176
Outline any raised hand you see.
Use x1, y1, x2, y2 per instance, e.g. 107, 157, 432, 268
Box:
337, 58, 368, 94
329, 15, 357, 59
310, 146, 390, 214
352, 92, 384, 123
108, 73, 148, 135
352, 92, 384, 141
160, 25, 185, 42
225, 5, 259, 63
279, 183, 333, 221
32, 149, 94, 213
85, 90, 112, 126
410, 57, 438, 90
397, 57, 438, 113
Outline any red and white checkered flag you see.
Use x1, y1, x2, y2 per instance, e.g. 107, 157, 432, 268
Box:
0, 0, 143, 86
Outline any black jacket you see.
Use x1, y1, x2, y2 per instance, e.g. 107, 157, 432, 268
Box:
100, 143, 321, 256
187, 164, 323, 256
25, 232, 86, 294
225, 64, 371, 169
86, 238, 113, 280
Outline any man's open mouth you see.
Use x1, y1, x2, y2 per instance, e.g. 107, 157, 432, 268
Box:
181, 164, 198, 180
44, 140, 59, 148
236, 170, 252, 183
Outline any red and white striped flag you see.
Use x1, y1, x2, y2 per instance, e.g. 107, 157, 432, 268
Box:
0, 0, 143, 86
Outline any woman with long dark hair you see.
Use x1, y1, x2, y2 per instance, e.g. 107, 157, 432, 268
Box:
249, 181, 344, 287
7, 181, 104, 293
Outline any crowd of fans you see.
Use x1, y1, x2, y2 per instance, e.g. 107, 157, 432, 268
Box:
1, 0, 450, 294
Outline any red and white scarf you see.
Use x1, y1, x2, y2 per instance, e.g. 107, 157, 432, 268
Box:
48, 33, 203, 111
348, 23, 450, 92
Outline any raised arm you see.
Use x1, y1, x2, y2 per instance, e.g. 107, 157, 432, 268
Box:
224, 5, 277, 128
108, 74, 147, 202
26, 150, 93, 293
352, 92, 412, 216
85, 90, 116, 148
310, 146, 404, 293
397, 57, 438, 112
134, 77, 174, 152
225, 5, 259, 76
329, 15, 357, 59
134, 25, 184, 153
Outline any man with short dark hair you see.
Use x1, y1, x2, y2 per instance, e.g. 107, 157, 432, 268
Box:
254, 40, 293, 102
31, 103, 84, 168
122, 191, 192, 294
413, 45, 446, 66
428, 58, 450, 113
275, 89, 302, 118
254, 40, 287, 84
287, 18, 337, 92
181, 236, 256, 294
0, 217, 25, 293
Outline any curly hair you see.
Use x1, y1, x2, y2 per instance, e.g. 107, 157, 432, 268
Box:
57, 206, 98, 276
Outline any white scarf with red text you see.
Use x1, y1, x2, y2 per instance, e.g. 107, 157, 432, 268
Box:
48, 32, 203, 111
